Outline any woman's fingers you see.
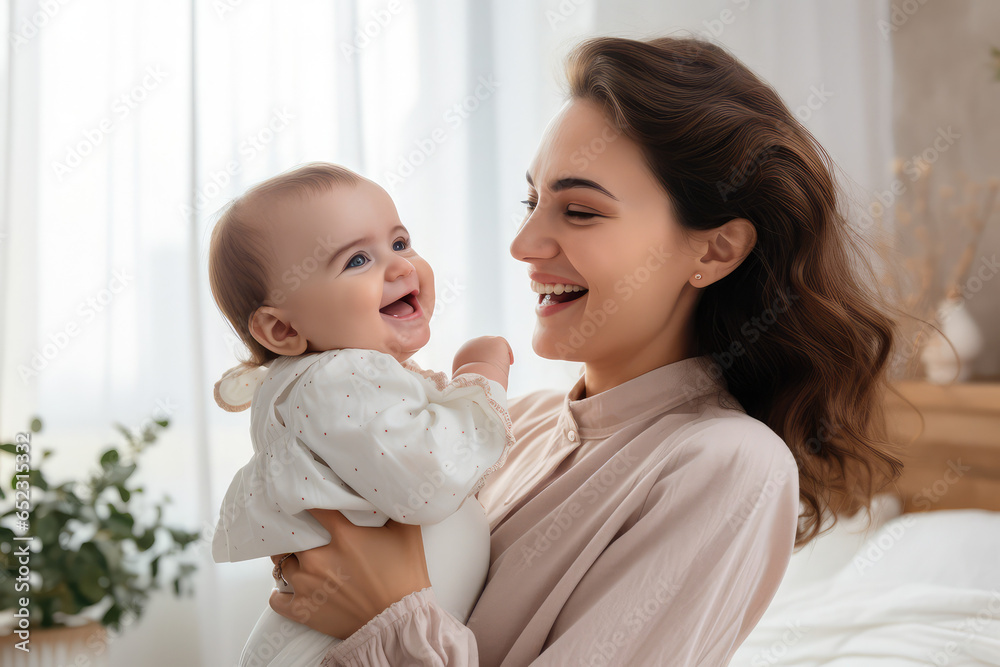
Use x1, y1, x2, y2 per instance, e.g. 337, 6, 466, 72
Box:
268, 582, 326, 629
267, 558, 353, 637
268, 588, 295, 619
264, 509, 433, 638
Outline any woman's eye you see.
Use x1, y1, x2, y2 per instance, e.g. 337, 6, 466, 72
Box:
346, 254, 367, 269
521, 199, 537, 211
565, 208, 598, 220
392, 238, 409, 251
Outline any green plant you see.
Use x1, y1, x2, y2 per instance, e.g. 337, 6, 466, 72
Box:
0, 417, 200, 631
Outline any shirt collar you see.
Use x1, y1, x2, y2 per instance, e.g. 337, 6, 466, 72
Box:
562, 354, 740, 438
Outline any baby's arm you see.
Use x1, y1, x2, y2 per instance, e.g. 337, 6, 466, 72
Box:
285, 350, 513, 527
452, 336, 513, 390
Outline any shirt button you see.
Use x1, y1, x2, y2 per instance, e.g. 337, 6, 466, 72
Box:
567, 430, 578, 442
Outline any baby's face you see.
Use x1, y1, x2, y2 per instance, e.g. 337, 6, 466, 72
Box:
263, 179, 435, 362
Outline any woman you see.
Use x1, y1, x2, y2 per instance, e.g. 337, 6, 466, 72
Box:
267, 36, 904, 666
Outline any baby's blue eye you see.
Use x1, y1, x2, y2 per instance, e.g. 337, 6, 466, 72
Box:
393, 239, 408, 251
347, 254, 367, 268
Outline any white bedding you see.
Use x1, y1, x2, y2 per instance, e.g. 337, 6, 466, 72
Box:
731, 505, 1000, 666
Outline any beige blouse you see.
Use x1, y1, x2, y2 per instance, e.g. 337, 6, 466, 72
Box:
319, 355, 801, 666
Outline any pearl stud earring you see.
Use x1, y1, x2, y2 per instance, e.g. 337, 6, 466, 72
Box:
694, 273, 702, 280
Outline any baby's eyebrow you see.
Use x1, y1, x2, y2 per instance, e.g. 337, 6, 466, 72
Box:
327, 236, 372, 264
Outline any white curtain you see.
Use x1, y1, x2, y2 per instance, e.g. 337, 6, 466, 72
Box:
0, 1, 892, 664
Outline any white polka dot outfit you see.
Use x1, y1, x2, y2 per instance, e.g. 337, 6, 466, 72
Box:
211, 348, 514, 564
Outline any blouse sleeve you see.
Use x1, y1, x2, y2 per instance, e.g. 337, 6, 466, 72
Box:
283, 349, 514, 527
531, 424, 801, 666
319, 588, 479, 667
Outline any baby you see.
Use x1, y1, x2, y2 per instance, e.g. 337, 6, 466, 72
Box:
208, 163, 514, 667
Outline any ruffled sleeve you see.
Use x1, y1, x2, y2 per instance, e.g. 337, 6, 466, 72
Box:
278, 349, 514, 527
319, 587, 478, 667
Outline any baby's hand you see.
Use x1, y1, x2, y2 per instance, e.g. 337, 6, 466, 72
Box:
452, 336, 514, 390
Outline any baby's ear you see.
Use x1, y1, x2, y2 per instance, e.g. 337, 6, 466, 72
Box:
249, 307, 307, 356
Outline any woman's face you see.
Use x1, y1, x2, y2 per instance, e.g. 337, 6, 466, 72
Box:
511, 98, 704, 387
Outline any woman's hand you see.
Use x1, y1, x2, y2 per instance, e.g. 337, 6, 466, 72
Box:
268, 509, 432, 639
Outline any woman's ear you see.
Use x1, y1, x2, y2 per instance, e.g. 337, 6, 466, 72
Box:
249, 307, 308, 356
691, 218, 757, 285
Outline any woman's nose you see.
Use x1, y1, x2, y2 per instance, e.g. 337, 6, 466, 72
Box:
509, 210, 558, 263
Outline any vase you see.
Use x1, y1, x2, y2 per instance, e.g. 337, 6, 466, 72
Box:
920, 296, 984, 384
0, 622, 108, 667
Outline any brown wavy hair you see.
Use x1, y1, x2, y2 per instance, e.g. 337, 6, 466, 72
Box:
566, 36, 913, 549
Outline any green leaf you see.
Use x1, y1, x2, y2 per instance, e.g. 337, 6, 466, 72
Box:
102, 604, 123, 629
106, 505, 135, 539
117, 486, 131, 503
73, 568, 107, 604
135, 529, 156, 552
100, 448, 120, 467
168, 528, 201, 548
32, 512, 61, 544
30, 417, 43, 433
28, 468, 49, 491
104, 462, 137, 487
0, 443, 16, 454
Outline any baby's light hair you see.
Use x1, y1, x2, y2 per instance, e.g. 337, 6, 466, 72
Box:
208, 162, 362, 368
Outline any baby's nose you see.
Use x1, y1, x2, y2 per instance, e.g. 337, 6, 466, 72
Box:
386, 255, 415, 281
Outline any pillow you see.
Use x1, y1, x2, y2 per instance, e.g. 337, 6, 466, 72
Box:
834, 508, 1000, 591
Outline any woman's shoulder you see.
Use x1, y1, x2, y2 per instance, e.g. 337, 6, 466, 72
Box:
655, 407, 799, 483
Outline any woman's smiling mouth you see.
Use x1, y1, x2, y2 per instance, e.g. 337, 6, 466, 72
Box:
530, 280, 589, 316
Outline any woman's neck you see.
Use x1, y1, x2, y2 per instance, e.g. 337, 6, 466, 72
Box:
581, 337, 697, 398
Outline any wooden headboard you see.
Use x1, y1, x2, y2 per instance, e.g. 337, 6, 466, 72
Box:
885, 381, 1000, 513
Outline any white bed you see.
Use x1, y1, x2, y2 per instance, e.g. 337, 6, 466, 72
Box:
731, 382, 1000, 666
732, 496, 1000, 666
731, 382, 1000, 667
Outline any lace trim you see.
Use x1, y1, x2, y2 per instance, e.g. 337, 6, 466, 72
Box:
402, 359, 516, 495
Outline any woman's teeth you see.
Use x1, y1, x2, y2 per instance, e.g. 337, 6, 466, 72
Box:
530, 280, 586, 295
531, 280, 588, 306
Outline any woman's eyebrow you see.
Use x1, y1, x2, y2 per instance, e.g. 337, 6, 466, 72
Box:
525, 171, 619, 201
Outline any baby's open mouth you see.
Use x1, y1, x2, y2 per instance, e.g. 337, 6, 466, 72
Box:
380, 292, 419, 317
